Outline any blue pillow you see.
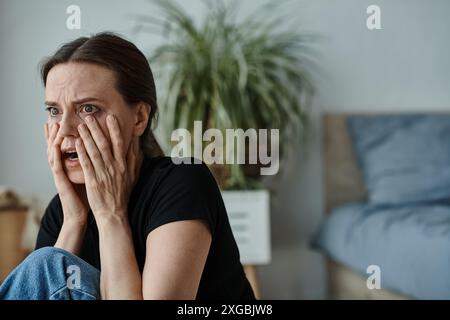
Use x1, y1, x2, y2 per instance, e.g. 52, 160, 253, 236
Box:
347, 114, 450, 205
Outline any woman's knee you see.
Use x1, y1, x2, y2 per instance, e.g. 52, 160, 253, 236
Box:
24, 247, 73, 268
1, 246, 101, 300
26, 247, 98, 275
26, 246, 60, 261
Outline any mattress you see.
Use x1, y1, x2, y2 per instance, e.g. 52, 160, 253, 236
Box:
313, 202, 450, 299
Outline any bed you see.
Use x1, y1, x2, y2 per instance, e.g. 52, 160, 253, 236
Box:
314, 113, 450, 300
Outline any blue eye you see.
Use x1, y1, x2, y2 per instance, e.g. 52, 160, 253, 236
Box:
80, 104, 98, 114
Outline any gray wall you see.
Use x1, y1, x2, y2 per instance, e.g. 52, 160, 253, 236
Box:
1, 0, 450, 299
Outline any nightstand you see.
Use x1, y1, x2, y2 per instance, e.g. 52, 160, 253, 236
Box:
0, 206, 28, 282
221, 190, 271, 299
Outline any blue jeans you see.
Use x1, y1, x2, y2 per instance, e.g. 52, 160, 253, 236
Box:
0, 247, 100, 300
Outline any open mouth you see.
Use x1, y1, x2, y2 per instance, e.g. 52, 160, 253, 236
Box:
64, 151, 79, 161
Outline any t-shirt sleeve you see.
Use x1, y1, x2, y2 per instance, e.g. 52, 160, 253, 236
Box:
145, 160, 220, 237
35, 195, 64, 249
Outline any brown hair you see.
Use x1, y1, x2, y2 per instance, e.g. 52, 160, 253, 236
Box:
40, 32, 164, 157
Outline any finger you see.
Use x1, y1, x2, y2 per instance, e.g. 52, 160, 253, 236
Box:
44, 124, 50, 161
106, 115, 125, 165
75, 137, 95, 181
53, 131, 64, 148
84, 115, 114, 164
52, 125, 64, 149
51, 143, 74, 193
49, 123, 59, 145
51, 133, 64, 168
46, 128, 74, 192
48, 123, 59, 153
47, 123, 60, 165
52, 139, 64, 175
78, 122, 104, 172
127, 137, 137, 181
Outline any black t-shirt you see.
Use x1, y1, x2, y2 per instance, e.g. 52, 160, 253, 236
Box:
36, 156, 255, 300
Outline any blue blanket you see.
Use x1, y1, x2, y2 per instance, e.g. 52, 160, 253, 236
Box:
313, 202, 450, 299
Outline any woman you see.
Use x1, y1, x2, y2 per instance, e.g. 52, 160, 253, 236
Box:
0, 32, 255, 300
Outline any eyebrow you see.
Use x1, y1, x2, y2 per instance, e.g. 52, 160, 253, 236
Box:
44, 97, 105, 107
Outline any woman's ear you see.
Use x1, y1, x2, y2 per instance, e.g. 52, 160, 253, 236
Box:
133, 102, 151, 136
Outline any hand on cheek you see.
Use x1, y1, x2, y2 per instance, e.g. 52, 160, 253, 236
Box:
76, 115, 138, 222
44, 122, 88, 224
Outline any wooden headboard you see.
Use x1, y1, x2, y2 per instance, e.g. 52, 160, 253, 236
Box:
323, 113, 367, 213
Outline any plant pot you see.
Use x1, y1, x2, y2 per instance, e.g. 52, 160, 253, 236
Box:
220, 190, 271, 265
206, 142, 272, 189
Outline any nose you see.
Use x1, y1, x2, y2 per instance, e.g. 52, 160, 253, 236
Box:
58, 112, 82, 137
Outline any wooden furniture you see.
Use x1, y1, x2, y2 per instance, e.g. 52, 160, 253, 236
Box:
243, 265, 261, 299
323, 113, 408, 299
221, 190, 271, 300
0, 206, 28, 282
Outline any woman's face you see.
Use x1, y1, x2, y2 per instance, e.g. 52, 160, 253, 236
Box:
45, 62, 137, 184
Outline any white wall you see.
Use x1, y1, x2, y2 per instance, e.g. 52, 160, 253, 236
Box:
1, 0, 450, 299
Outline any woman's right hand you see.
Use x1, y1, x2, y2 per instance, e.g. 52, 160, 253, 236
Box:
45, 123, 88, 226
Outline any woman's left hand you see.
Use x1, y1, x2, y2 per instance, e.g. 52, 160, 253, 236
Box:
75, 115, 139, 222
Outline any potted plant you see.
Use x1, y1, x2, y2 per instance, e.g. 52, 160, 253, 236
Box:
134, 0, 314, 190
134, 0, 314, 277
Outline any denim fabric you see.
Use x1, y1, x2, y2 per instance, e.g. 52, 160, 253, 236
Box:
0, 247, 100, 300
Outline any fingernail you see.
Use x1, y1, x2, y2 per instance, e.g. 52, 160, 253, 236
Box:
78, 124, 85, 132
107, 115, 115, 124
86, 116, 94, 123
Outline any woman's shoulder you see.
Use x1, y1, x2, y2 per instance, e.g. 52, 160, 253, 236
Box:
138, 156, 222, 237
40, 194, 64, 229
143, 156, 217, 186
136, 156, 221, 206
